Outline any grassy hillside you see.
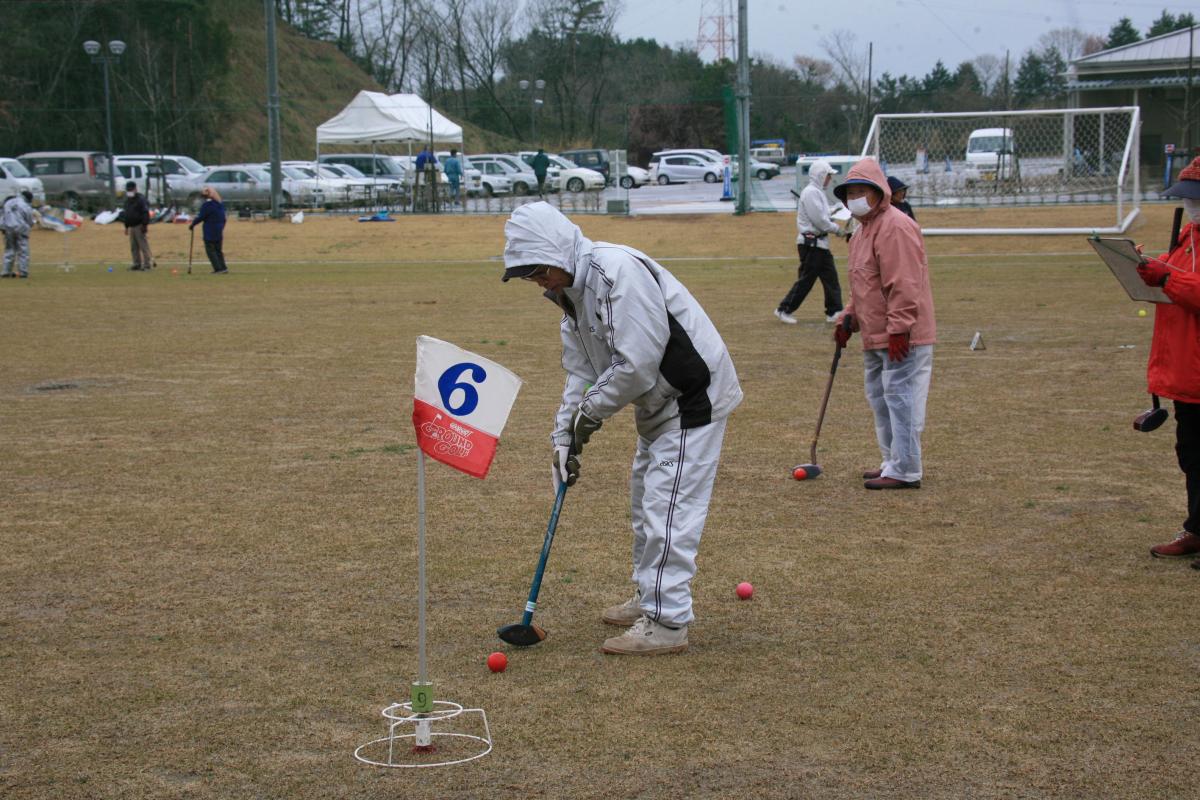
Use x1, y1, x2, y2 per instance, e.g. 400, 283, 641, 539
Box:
208, 1, 515, 163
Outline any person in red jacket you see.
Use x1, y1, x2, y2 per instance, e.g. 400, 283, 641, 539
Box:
1142, 156, 1200, 564
832, 157, 936, 489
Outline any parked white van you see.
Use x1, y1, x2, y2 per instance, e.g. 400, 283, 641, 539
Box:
793, 155, 864, 193
963, 128, 1018, 185
0, 158, 46, 204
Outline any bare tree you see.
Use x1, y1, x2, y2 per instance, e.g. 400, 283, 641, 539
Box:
971, 53, 1003, 96
821, 30, 869, 96
1038, 27, 1094, 62
821, 30, 871, 145
793, 55, 835, 89
351, 0, 420, 92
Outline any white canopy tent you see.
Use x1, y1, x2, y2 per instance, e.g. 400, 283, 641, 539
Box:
316, 91, 463, 146
316, 91, 465, 212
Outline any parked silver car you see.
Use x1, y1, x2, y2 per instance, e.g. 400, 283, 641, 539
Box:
469, 154, 538, 196
191, 164, 280, 209
18, 150, 113, 209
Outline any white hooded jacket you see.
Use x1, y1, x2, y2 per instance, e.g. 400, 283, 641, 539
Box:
503, 203, 743, 445
796, 160, 840, 250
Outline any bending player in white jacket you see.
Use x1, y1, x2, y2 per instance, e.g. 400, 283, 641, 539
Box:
502, 202, 742, 655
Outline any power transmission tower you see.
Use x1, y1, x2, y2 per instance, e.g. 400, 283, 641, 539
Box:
697, 0, 735, 62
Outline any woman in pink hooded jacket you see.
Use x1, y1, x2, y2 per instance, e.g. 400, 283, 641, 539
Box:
832, 158, 936, 489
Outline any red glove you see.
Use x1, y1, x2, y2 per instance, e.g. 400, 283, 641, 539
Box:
888, 332, 910, 362
833, 313, 855, 347
1136, 261, 1170, 288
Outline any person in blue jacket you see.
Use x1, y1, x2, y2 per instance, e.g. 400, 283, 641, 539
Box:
189, 187, 228, 274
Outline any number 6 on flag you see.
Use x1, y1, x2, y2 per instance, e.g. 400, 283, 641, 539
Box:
412, 336, 523, 478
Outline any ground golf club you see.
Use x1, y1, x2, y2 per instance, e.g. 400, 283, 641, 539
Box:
793, 316, 852, 480
1134, 394, 1168, 432
497, 479, 568, 647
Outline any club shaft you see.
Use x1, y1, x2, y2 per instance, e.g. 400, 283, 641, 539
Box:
810, 345, 843, 465
520, 481, 567, 625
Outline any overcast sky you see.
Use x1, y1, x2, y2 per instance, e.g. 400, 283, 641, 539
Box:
613, 1, 1197, 78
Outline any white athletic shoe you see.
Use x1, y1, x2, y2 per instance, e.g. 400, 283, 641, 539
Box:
601, 616, 688, 655
774, 309, 798, 325
826, 310, 845, 324
601, 592, 642, 626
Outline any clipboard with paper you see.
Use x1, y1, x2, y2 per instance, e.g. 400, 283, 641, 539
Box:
1088, 237, 1172, 304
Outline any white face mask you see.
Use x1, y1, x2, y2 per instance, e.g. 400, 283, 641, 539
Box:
126, 191, 135, 198
847, 196, 872, 217
1184, 198, 1200, 224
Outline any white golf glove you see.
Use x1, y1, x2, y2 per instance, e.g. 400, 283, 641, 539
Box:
552, 445, 580, 491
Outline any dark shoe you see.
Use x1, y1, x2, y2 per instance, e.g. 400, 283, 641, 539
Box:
862, 469, 882, 480
0, 273, 13, 278
18, 273, 28, 278
1150, 531, 1200, 558
864, 476, 921, 490
212, 269, 228, 275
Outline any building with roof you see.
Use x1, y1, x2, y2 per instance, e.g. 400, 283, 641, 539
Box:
1067, 26, 1197, 173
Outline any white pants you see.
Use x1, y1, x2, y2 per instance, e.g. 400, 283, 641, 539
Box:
628, 418, 727, 627
863, 344, 933, 483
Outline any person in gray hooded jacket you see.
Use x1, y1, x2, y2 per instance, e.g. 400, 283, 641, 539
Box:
775, 159, 846, 324
503, 202, 742, 655
1, 190, 34, 278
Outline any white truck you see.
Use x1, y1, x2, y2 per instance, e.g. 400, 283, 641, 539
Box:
963, 127, 1018, 187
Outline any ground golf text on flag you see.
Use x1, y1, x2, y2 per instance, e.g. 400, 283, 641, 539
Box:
412, 336, 522, 478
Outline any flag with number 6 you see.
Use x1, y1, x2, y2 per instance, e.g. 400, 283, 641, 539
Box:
412, 335, 523, 478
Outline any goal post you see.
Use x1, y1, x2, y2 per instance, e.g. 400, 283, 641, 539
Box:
861, 107, 1141, 235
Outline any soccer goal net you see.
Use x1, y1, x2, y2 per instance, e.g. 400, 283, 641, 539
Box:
862, 107, 1141, 235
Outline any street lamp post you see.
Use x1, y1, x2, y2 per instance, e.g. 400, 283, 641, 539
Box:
518, 79, 545, 144
84, 39, 125, 205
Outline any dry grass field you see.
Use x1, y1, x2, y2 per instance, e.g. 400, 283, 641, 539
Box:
2, 204, 1196, 799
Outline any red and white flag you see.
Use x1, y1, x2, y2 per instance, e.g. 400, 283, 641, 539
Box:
412, 336, 522, 479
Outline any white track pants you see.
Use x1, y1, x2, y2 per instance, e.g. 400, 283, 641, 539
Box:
863, 344, 933, 483
629, 418, 727, 627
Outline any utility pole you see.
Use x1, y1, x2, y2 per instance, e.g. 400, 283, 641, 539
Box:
264, 0, 283, 218
735, 0, 750, 214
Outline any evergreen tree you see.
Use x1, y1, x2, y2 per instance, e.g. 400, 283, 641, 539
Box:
1105, 17, 1141, 48
922, 60, 954, 94
1013, 50, 1049, 106
1147, 10, 1197, 37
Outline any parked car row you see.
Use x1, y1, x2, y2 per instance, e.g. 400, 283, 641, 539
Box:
5, 145, 779, 210
647, 148, 780, 185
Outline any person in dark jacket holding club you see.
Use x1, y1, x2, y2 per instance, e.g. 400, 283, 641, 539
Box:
123, 180, 154, 271
1140, 157, 1200, 565
189, 186, 228, 274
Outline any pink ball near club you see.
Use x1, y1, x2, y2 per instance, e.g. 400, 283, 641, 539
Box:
486, 652, 507, 673
736, 581, 754, 600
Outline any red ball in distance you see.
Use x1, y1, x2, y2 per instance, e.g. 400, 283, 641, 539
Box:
792, 466, 808, 480
486, 652, 507, 673
736, 581, 754, 600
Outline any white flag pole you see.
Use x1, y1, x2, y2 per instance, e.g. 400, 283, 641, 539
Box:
412, 449, 434, 750
416, 448, 427, 685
